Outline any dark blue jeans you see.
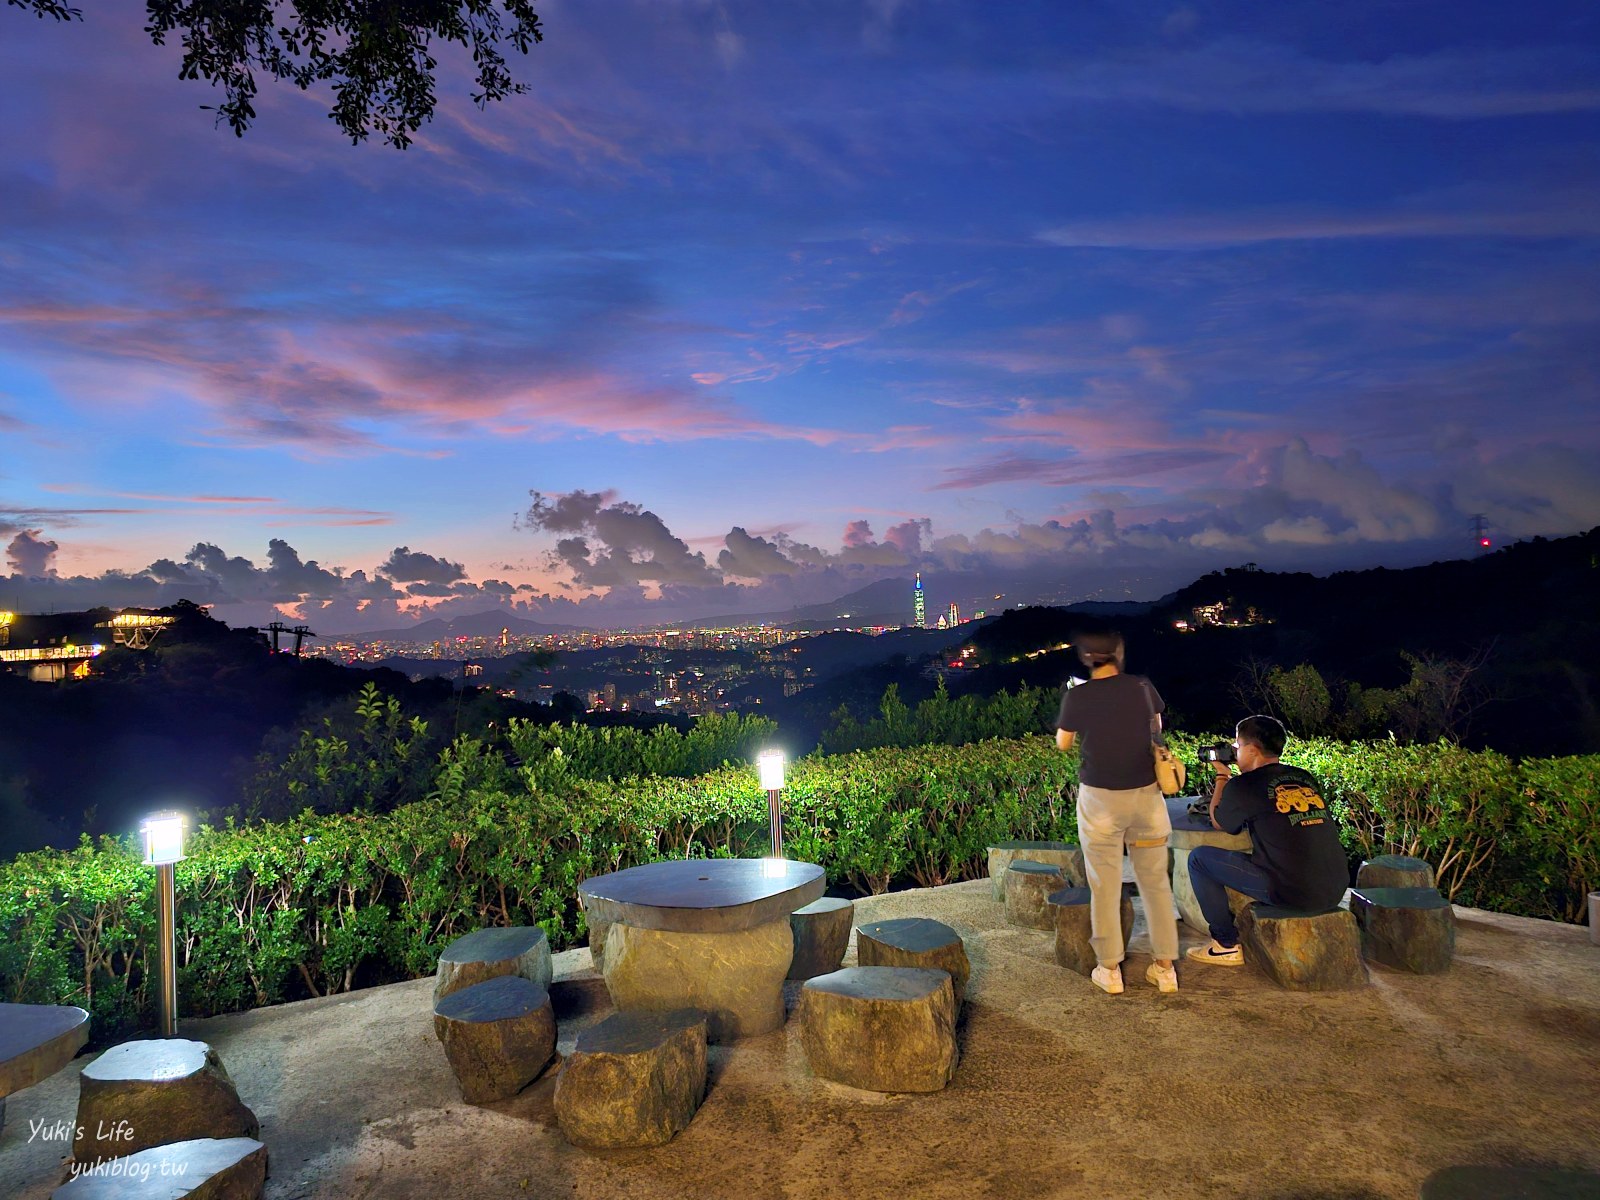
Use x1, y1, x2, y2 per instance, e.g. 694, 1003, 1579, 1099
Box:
1187, 845, 1274, 947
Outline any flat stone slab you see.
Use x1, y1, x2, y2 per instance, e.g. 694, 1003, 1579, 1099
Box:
1419, 1165, 1600, 1199
53, 1136, 267, 1199
855, 917, 970, 1001
433, 975, 556, 1104
1004, 861, 1065, 930
75, 1040, 258, 1165
578, 859, 826, 933
1356, 854, 1436, 890
434, 925, 553, 1004
986, 841, 1084, 899
1, 1003, 89, 1097
798, 967, 958, 1093
603, 917, 792, 1041
1351, 887, 1456, 974
1048, 887, 1135, 978
788, 897, 854, 980
1238, 905, 1368, 991
554, 1009, 708, 1149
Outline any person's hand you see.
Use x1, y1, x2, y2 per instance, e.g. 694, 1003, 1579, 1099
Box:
1210, 761, 1234, 780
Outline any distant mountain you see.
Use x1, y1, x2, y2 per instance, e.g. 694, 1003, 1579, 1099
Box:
784, 577, 915, 629
331, 610, 581, 642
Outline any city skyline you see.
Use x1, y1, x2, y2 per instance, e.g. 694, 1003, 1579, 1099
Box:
3, 1, 1598, 630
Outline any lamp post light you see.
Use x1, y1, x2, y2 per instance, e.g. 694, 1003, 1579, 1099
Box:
757, 749, 786, 860
140, 812, 186, 1037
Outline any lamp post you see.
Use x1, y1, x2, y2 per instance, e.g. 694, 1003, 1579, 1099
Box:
757, 749, 786, 859
140, 812, 185, 1037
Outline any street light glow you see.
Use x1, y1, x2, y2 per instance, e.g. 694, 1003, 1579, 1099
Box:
140, 812, 186, 866
757, 749, 786, 791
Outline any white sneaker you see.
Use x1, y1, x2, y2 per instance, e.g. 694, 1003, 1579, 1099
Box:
1146, 962, 1178, 993
1184, 940, 1245, 966
1091, 964, 1124, 995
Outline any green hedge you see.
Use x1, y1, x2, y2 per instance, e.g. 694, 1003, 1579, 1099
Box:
2, 734, 1594, 1043
0, 737, 1077, 1040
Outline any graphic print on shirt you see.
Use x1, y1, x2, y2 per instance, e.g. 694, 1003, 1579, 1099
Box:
1273, 779, 1328, 826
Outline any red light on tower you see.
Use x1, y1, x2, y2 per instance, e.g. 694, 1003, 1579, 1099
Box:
1480, 538, 1491, 548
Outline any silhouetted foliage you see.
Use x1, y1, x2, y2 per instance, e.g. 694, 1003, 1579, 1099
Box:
9, 0, 543, 147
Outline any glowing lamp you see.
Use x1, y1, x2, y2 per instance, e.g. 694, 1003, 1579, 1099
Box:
757, 749, 786, 791
140, 812, 186, 866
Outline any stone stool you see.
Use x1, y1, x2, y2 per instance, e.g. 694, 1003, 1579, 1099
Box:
1004, 861, 1065, 930
553, 1009, 707, 1149
789, 897, 854, 980
53, 1137, 267, 1200
856, 917, 971, 1002
434, 925, 553, 1004
798, 967, 958, 1093
987, 841, 1085, 900
1238, 904, 1368, 991
1350, 887, 1455, 974
433, 975, 556, 1103
1047, 887, 1134, 978
74, 1040, 258, 1167
1355, 855, 1435, 890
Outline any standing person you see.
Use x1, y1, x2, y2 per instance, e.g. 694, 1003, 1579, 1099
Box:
1185, 715, 1347, 966
1055, 631, 1181, 995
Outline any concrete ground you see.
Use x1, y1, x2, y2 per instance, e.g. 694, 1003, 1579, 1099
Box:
4, 881, 1598, 1200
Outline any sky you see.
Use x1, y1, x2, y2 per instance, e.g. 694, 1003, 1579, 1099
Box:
2, 0, 1598, 631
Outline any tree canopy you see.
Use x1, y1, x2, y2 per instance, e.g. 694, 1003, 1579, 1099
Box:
10, 0, 543, 148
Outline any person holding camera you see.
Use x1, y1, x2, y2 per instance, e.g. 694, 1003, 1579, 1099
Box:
1184, 715, 1348, 966
1055, 631, 1181, 995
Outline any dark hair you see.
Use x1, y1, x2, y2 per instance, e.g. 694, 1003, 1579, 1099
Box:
1236, 714, 1286, 757
1073, 629, 1125, 670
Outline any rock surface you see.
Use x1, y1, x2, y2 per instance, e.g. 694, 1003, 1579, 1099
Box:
1048, 887, 1135, 977
433, 926, 553, 1004
1238, 905, 1368, 991
798, 967, 958, 1093
1351, 887, 1456, 974
52, 1137, 267, 1200
986, 841, 1084, 899
603, 918, 792, 1041
432, 975, 556, 1104
74, 1040, 258, 1166
553, 1009, 707, 1149
788, 898, 854, 980
1356, 855, 1436, 890
1003, 861, 1066, 930
855, 917, 970, 1001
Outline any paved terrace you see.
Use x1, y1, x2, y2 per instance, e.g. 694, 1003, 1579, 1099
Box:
3, 881, 1598, 1200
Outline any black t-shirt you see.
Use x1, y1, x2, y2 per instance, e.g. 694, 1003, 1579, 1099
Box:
1214, 763, 1348, 910
1055, 673, 1162, 790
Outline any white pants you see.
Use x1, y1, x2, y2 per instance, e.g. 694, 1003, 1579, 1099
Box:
1075, 782, 1180, 967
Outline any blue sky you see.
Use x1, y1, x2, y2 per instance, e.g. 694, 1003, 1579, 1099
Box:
1, 1, 1597, 628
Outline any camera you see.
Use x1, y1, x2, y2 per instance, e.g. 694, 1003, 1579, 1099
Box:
1200, 743, 1237, 764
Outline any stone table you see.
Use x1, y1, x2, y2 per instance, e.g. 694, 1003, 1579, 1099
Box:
578, 859, 826, 1041
1166, 795, 1252, 935
1, 1003, 89, 1137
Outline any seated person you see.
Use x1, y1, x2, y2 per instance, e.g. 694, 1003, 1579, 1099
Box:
1184, 715, 1349, 966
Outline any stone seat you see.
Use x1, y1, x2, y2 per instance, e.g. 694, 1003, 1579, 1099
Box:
433, 974, 556, 1104
1350, 887, 1455, 974
74, 1040, 258, 1167
434, 925, 553, 1004
1047, 887, 1134, 978
1003, 860, 1065, 930
52, 1137, 267, 1200
553, 1008, 708, 1150
855, 917, 970, 1002
1355, 854, 1435, 890
986, 840, 1084, 900
788, 897, 854, 980
1238, 904, 1368, 991
797, 967, 958, 1093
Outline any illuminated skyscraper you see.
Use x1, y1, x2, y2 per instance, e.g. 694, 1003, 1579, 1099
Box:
947, 601, 960, 626
913, 573, 926, 628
